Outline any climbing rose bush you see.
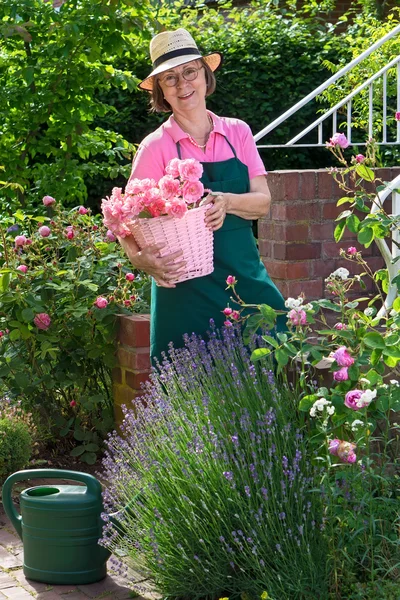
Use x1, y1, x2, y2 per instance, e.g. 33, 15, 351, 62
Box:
0, 198, 150, 463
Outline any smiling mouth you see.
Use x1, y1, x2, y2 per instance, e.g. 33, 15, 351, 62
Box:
178, 91, 195, 100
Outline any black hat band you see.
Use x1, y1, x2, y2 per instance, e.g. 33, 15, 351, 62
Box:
153, 47, 201, 69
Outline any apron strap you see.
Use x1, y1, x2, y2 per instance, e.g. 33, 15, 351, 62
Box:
175, 136, 237, 159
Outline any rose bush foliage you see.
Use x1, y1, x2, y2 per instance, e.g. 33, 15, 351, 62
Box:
0, 196, 150, 463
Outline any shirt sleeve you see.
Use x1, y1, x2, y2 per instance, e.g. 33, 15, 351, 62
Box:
128, 141, 167, 183
238, 121, 268, 180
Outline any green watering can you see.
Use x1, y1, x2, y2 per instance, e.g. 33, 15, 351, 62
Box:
2, 469, 111, 585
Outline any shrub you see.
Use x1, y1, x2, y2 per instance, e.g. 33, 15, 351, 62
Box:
225, 136, 400, 597
0, 0, 153, 206
0, 196, 151, 463
102, 327, 328, 600
0, 400, 32, 482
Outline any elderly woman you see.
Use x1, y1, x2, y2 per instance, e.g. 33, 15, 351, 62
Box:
120, 28, 286, 360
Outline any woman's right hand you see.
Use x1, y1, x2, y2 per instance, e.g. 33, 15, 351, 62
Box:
120, 237, 185, 288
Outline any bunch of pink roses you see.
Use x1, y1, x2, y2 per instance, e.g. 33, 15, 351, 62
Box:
101, 158, 205, 238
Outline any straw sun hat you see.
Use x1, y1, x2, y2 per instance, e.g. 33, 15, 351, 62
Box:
138, 28, 222, 91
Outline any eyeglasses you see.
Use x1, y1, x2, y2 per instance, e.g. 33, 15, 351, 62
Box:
159, 65, 204, 88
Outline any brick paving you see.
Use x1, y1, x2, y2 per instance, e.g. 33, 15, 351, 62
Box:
0, 479, 159, 600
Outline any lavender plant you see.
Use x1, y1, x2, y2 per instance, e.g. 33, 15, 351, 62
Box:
101, 326, 328, 600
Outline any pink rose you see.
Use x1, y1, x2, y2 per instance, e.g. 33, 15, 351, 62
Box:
78, 206, 89, 215
288, 309, 307, 326
231, 310, 240, 320
355, 154, 365, 163
34, 313, 51, 330
327, 133, 349, 149
344, 389, 363, 411
159, 175, 181, 200
333, 367, 349, 382
166, 199, 187, 219
106, 230, 116, 242
346, 452, 357, 464
333, 346, 354, 367
224, 320, 233, 327
42, 195, 56, 207
223, 307, 233, 316
16, 265, 28, 273
337, 441, 357, 463
92, 225, 98, 231
165, 158, 181, 178
125, 273, 135, 281
126, 178, 145, 195
395, 111, 400, 122
94, 296, 108, 309
182, 180, 204, 204
334, 322, 347, 330
226, 275, 237, 286
39, 226, 51, 237
67, 230, 74, 240
347, 246, 357, 255
70, 400, 77, 407
0, 331, 3, 338
148, 198, 167, 217
15, 235, 27, 247
328, 439, 341, 456
140, 178, 157, 191
178, 158, 203, 182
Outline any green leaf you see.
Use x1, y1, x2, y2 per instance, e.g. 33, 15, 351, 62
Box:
261, 335, 279, 349
9, 329, 21, 341
259, 304, 277, 326
347, 365, 359, 381
336, 209, 352, 221
357, 227, 374, 247
21, 308, 35, 322
0, 272, 11, 293
334, 220, 346, 243
364, 369, 382, 386
251, 347, 271, 361
363, 332, 386, 349
384, 355, 399, 368
70, 446, 86, 457
84, 443, 100, 452
346, 214, 360, 234
356, 164, 375, 182
370, 348, 382, 366
81, 452, 97, 465
336, 197, 353, 206
275, 348, 289, 366
392, 297, 400, 313
317, 300, 342, 312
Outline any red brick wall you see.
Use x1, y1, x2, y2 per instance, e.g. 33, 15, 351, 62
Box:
113, 314, 151, 426
260, 167, 400, 301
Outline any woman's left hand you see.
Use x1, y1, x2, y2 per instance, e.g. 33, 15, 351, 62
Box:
200, 192, 229, 231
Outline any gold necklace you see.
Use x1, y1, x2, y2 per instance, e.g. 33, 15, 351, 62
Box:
175, 114, 214, 149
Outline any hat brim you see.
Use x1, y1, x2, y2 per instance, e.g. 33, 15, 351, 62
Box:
138, 52, 223, 91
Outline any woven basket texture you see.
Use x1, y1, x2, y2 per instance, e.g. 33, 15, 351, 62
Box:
128, 205, 214, 284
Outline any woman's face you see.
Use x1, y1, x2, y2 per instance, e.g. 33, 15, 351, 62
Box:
157, 59, 207, 115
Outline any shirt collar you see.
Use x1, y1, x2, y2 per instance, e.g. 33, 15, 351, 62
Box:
164, 110, 225, 143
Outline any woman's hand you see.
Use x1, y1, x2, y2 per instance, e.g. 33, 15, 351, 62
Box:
200, 192, 229, 231
119, 237, 186, 288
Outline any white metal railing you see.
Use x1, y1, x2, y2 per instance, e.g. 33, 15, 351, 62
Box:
254, 23, 400, 149
370, 174, 400, 317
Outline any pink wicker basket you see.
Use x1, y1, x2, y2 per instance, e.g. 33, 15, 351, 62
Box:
127, 204, 214, 284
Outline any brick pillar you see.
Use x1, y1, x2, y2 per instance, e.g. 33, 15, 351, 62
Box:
113, 314, 151, 426
259, 167, 400, 301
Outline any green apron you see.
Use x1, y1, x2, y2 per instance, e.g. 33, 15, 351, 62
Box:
150, 136, 286, 360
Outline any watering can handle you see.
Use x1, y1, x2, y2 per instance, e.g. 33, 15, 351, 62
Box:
2, 469, 103, 540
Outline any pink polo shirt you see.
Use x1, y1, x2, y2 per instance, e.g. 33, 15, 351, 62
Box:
129, 111, 267, 182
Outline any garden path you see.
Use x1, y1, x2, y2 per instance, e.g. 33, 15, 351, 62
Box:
0, 477, 158, 600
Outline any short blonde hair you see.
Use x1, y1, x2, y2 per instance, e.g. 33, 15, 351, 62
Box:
149, 59, 216, 113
